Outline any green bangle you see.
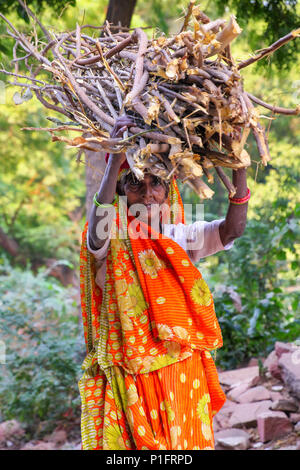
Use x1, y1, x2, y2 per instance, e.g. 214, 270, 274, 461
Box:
93, 192, 115, 208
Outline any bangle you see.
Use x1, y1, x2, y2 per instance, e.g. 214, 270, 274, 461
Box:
93, 192, 115, 208
229, 188, 251, 205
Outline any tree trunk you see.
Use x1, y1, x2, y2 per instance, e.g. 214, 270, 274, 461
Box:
0, 227, 20, 257
84, 0, 138, 217
105, 0, 138, 29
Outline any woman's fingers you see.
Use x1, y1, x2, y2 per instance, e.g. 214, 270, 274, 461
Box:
116, 115, 134, 126
111, 116, 134, 138
118, 125, 128, 135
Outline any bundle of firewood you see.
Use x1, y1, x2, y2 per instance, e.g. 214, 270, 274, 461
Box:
1, 0, 299, 198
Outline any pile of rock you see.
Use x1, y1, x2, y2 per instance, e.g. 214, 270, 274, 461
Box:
214, 341, 300, 450
0, 420, 81, 451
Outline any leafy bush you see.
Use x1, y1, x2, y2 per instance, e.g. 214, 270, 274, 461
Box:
207, 208, 300, 370
0, 256, 85, 437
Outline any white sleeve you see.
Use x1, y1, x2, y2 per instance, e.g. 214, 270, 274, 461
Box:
163, 219, 234, 263
86, 205, 116, 260
87, 229, 111, 261
187, 219, 234, 262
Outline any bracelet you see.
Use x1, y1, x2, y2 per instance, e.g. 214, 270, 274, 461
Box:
229, 188, 251, 205
93, 192, 115, 208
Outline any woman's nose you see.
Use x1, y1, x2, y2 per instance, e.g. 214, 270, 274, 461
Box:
140, 183, 152, 199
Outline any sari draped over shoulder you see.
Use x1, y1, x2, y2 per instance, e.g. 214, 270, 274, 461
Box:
79, 179, 226, 450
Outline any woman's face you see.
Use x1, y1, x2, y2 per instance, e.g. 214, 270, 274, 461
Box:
123, 173, 169, 224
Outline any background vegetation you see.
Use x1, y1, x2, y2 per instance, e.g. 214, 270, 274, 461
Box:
0, 0, 299, 439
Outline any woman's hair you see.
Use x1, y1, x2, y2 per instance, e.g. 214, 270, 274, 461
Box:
116, 170, 170, 198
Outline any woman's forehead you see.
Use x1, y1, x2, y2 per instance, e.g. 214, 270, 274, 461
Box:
126, 171, 161, 182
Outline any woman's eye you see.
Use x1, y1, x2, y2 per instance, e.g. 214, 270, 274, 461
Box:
129, 179, 140, 187
152, 177, 162, 186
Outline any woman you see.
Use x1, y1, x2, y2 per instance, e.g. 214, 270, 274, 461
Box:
79, 116, 249, 450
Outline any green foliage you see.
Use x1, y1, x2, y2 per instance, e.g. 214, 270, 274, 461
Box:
202, 208, 300, 370
0, 88, 85, 267
214, 0, 300, 73
0, 0, 76, 19
0, 256, 85, 436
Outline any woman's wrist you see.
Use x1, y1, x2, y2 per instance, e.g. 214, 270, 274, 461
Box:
94, 154, 123, 206
232, 168, 248, 198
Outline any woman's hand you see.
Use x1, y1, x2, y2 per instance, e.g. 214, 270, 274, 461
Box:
109, 114, 134, 164
110, 114, 134, 139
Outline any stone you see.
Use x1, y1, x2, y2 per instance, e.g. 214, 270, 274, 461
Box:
269, 391, 283, 401
290, 413, 300, 423
212, 417, 221, 433
45, 429, 67, 445
218, 366, 260, 389
214, 428, 250, 450
236, 385, 271, 404
263, 350, 282, 380
248, 358, 259, 367
252, 442, 263, 449
295, 421, 300, 432
257, 410, 293, 443
213, 400, 236, 429
271, 385, 283, 392
0, 420, 24, 444
20, 441, 56, 450
278, 352, 300, 399
270, 398, 299, 413
228, 400, 272, 428
275, 341, 294, 358
278, 446, 297, 450
227, 382, 250, 402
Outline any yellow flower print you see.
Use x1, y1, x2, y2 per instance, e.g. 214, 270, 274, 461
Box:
119, 312, 134, 331
173, 326, 190, 341
141, 355, 156, 371
111, 369, 127, 411
127, 383, 139, 407
164, 341, 181, 358
157, 323, 173, 340
202, 422, 212, 441
127, 283, 148, 317
129, 270, 139, 284
103, 423, 126, 450
191, 278, 212, 306
127, 357, 143, 373
170, 425, 178, 447
117, 294, 130, 313
196, 394, 211, 426
115, 279, 127, 296
138, 249, 166, 278
150, 354, 174, 370
165, 401, 175, 423
110, 238, 125, 259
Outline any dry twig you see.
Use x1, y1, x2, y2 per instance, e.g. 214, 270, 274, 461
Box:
1, 1, 299, 198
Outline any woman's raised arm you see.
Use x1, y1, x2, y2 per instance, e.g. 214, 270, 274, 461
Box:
88, 115, 133, 250
218, 167, 249, 246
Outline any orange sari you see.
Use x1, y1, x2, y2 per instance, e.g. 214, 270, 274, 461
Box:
79, 179, 226, 450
